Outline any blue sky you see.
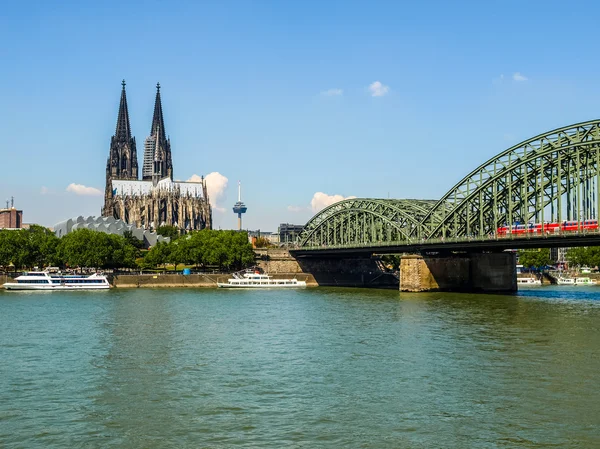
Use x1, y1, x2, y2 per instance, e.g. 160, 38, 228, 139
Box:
2, 0, 600, 231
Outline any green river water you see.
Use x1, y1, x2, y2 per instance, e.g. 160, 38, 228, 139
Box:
1, 286, 599, 448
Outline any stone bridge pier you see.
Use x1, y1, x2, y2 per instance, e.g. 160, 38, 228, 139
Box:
399, 252, 517, 293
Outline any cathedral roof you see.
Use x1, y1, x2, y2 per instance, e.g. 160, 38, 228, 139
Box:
111, 179, 205, 198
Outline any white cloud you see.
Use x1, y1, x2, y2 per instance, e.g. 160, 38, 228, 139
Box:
368, 81, 390, 97
321, 88, 343, 96
40, 186, 49, 195
66, 183, 102, 196
189, 172, 229, 213
287, 205, 304, 212
187, 174, 203, 183
513, 72, 528, 82
311, 192, 356, 213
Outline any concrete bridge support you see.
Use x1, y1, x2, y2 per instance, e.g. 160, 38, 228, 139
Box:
399, 252, 517, 293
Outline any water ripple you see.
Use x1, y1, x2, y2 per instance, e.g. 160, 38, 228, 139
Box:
1, 287, 599, 447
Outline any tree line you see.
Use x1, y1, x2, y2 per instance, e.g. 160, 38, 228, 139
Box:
0, 226, 255, 272
143, 229, 255, 271
518, 247, 600, 269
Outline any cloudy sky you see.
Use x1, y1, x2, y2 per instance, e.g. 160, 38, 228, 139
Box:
2, 0, 600, 230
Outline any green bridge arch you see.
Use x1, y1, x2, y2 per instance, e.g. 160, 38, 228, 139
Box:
298, 119, 600, 248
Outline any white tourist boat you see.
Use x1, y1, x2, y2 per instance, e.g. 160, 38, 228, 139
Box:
3, 271, 110, 290
517, 277, 542, 286
575, 277, 597, 286
556, 277, 576, 285
556, 276, 597, 286
217, 272, 307, 288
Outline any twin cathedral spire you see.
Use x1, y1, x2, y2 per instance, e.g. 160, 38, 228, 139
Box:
107, 80, 173, 184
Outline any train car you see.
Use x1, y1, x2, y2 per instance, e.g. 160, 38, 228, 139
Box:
561, 220, 579, 231
498, 219, 597, 236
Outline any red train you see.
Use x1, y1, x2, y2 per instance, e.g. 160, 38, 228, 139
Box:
497, 219, 599, 236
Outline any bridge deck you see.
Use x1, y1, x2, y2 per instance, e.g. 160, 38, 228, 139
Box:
292, 231, 600, 257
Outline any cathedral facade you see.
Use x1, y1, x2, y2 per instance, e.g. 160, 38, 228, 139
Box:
102, 81, 212, 231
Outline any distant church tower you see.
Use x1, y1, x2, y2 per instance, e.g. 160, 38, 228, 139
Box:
142, 83, 173, 183
103, 80, 138, 215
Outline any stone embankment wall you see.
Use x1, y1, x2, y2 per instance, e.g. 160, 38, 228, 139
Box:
254, 249, 303, 273
110, 272, 317, 288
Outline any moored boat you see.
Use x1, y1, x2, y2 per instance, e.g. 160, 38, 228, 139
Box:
556, 276, 597, 286
517, 277, 542, 286
556, 277, 576, 285
217, 272, 306, 288
575, 277, 596, 286
3, 271, 110, 290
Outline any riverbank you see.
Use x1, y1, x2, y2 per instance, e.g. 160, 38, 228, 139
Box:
0, 272, 317, 288
110, 272, 318, 288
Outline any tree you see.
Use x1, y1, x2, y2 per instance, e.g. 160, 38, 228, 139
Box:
254, 237, 271, 248
156, 225, 180, 241
518, 248, 551, 269
565, 246, 600, 268
123, 230, 144, 250
138, 229, 255, 272
169, 237, 192, 268
143, 242, 172, 270
0, 230, 19, 270
26, 225, 60, 268
58, 229, 139, 270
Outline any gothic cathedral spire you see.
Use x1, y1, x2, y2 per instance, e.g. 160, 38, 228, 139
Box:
103, 80, 138, 216
107, 80, 138, 180
142, 83, 173, 181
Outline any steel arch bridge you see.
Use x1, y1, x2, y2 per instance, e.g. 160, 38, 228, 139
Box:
298, 119, 600, 251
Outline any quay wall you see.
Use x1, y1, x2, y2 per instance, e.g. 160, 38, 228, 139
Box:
110, 272, 317, 288
254, 249, 303, 273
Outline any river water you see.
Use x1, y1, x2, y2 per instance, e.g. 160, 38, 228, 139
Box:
1, 286, 599, 448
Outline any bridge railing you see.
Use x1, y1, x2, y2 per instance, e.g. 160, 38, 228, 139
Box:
299, 228, 600, 251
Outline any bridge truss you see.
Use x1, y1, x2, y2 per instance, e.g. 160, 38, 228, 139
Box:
298, 120, 600, 249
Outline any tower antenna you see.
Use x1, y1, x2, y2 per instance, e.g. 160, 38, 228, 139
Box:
232, 180, 247, 231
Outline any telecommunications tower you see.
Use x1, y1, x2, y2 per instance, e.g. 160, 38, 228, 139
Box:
232, 181, 247, 230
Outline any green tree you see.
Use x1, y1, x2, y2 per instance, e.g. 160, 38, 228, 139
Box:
123, 230, 144, 250
136, 229, 255, 272
188, 230, 209, 268
156, 225, 180, 241
26, 225, 60, 268
58, 229, 139, 270
566, 247, 589, 267
565, 246, 600, 268
169, 237, 192, 269
0, 230, 20, 270
586, 246, 600, 268
143, 242, 172, 270
518, 248, 551, 269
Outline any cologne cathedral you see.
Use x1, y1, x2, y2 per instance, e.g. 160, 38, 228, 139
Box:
102, 81, 212, 231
